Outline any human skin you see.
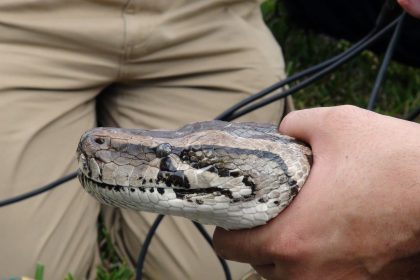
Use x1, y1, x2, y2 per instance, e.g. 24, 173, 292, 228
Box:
213, 105, 420, 279
398, 0, 420, 18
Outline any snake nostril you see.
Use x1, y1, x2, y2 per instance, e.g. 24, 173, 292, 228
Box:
94, 137, 105, 145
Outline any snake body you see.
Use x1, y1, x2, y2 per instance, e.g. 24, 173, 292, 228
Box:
77, 121, 312, 229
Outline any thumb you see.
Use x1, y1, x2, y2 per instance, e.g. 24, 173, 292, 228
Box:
278, 107, 329, 143
397, 0, 420, 18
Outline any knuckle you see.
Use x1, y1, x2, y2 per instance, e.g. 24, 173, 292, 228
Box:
321, 105, 362, 129
267, 231, 309, 261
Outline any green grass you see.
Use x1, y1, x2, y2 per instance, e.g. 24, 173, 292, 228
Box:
34, 264, 44, 280
33, 264, 75, 280
261, 0, 420, 120
33, 216, 134, 280
96, 215, 134, 279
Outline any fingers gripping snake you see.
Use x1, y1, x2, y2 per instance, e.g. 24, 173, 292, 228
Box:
77, 121, 312, 230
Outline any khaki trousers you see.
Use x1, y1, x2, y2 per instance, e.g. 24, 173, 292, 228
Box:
0, 0, 288, 279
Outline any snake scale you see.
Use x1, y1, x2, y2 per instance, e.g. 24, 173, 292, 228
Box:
77, 121, 312, 230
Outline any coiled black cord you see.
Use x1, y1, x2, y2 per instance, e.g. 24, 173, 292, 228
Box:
224, 15, 404, 121
134, 217, 233, 280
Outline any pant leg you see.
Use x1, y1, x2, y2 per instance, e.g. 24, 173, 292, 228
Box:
100, 1, 287, 279
0, 1, 123, 278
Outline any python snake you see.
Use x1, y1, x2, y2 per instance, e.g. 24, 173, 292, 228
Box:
77, 121, 312, 230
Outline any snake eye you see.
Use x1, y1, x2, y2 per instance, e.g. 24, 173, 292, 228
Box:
156, 143, 172, 158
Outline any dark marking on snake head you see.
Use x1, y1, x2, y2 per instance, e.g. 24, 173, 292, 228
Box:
130, 188, 135, 192
258, 197, 268, 203
142, 179, 146, 185
173, 187, 232, 200
274, 201, 280, 205
205, 165, 240, 178
180, 149, 189, 161
218, 168, 230, 177
206, 166, 217, 173
175, 191, 185, 199
183, 176, 190, 188
113, 186, 122, 192
157, 188, 165, 195
196, 199, 203, 205
290, 186, 299, 197
149, 187, 154, 193
306, 154, 313, 166
242, 176, 256, 193
288, 179, 297, 186
139, 187, 146, 192
242, 194, 254, 200
157, 171, 190, 189
229, 170, 241, 177
149, 178, 153, 183
160, 157, 177, 172
156, 143, 172, 158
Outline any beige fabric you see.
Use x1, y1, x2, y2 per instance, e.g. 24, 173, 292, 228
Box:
0, 0, 287, 279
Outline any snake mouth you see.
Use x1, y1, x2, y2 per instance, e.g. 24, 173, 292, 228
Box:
78, 170, 238, 206
79, 171, 232, 196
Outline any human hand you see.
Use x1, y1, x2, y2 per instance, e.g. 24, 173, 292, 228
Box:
398, 0, 420, 18
213, 105, 420, 279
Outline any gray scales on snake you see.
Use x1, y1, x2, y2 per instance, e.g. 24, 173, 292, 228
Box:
77, 121, 312, 230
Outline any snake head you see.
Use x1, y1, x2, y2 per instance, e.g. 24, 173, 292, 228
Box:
76, 121, 313, 229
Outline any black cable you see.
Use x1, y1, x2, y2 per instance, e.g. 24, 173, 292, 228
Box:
0, 172, 77, 207
135, 214, 164, 280
376, 0, 401, 28
368, 12, 406, 111
405, 106, 420, 121
215, 29, 378, 121
225, 15, 403, 121
193, 222, 232, 280
216, 0, 401, 122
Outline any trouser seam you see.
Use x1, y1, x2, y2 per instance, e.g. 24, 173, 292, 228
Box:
117, 0, 132, 80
